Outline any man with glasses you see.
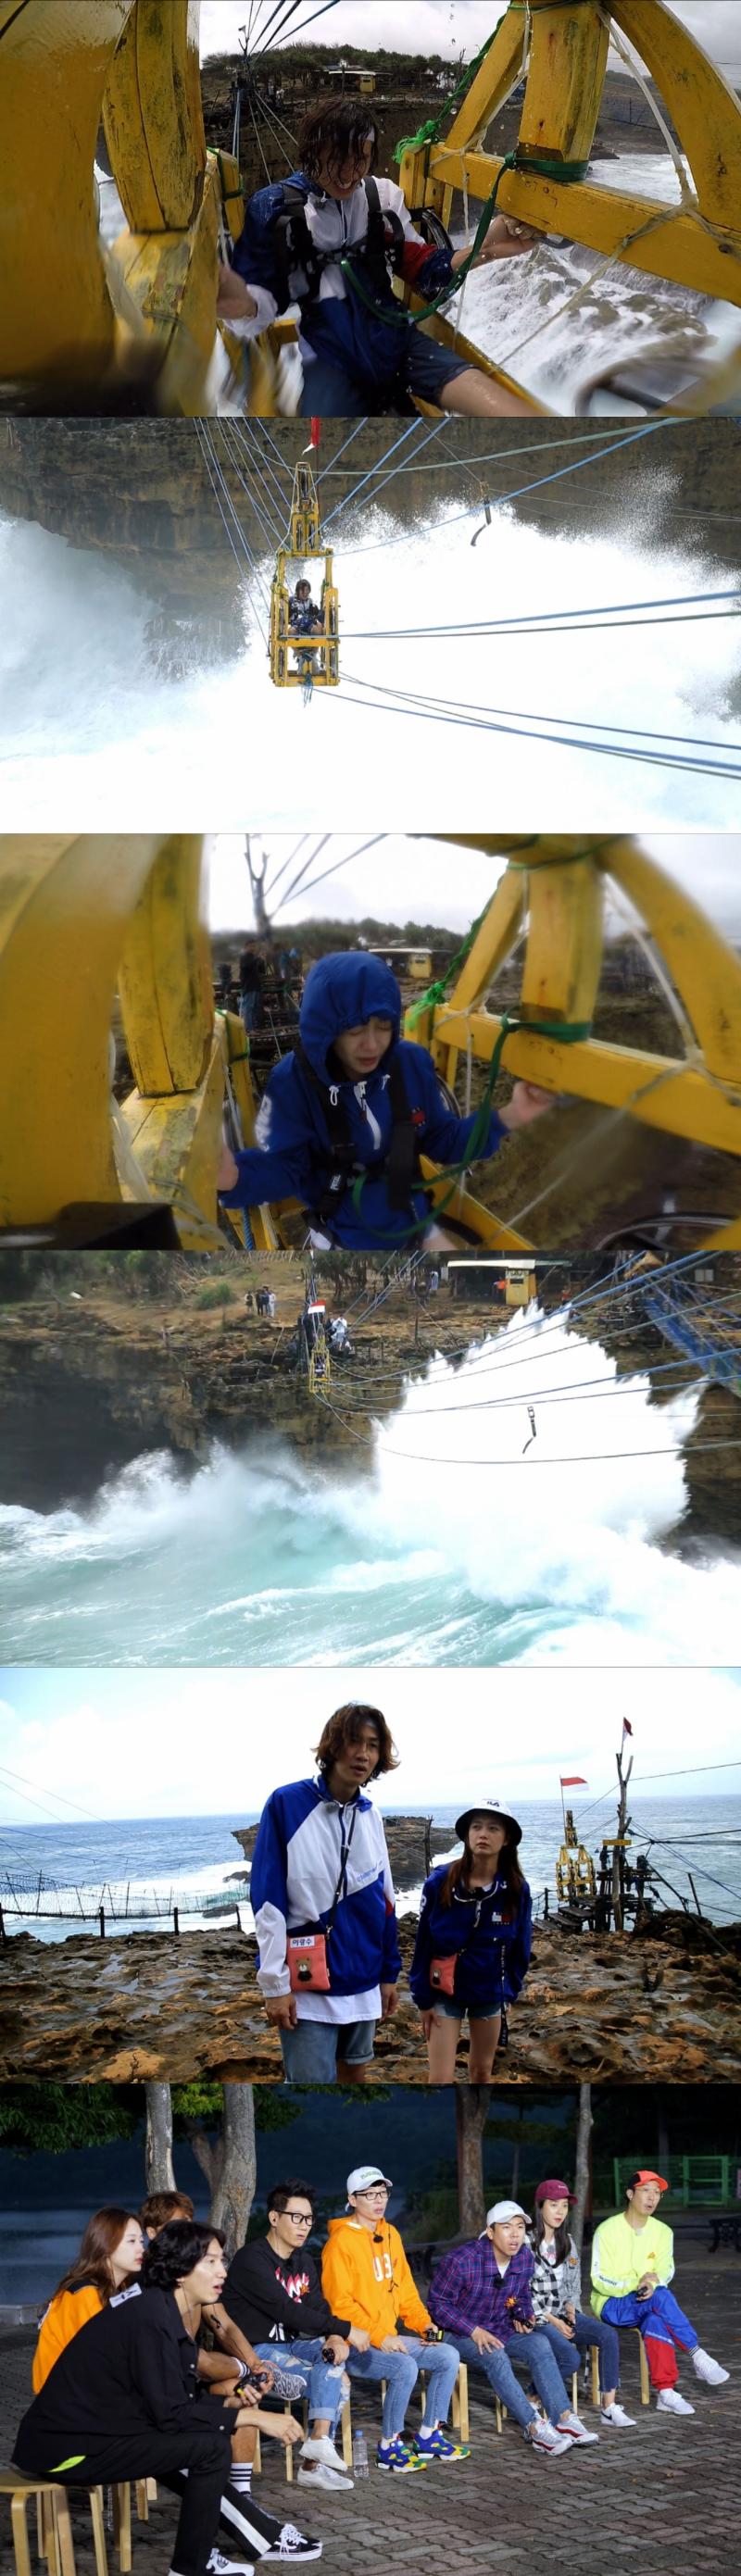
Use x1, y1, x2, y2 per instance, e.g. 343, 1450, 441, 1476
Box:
221, 2181, 367, 2495
250, 1702, 402, 2086
322, 2169, 468, 2474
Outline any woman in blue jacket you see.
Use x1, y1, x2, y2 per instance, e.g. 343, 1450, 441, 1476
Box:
410, 1800, 532, 2084
218, 949, 552, 1251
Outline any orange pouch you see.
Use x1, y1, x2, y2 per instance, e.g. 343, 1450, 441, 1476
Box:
287, 1932, 331, 1993
430, 1955, 457, 1997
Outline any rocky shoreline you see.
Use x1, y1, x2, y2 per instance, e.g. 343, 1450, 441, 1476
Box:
2, 1913, 737, 2086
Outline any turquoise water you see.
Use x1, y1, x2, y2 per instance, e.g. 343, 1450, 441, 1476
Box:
0, 1314, 738, 1668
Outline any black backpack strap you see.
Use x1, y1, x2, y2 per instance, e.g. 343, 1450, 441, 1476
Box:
293, 1041, 423, 1227
271, 182, 324, 308
361, 174, 407, 290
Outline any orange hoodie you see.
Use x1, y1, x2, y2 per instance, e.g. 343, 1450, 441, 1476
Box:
32, 2282, 103, 2391
321, 2217, 431, 2348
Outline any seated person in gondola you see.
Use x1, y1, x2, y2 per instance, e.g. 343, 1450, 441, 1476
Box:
289, 578, 324, 677
216, 97, 538, 420
216, 950, 553, 1253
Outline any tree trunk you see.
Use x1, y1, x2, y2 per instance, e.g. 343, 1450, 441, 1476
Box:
144, 2084, 175, 2195
209, 2087, 257, 2256
572, 2084, 593, 2254
455, 2088, 491, 2236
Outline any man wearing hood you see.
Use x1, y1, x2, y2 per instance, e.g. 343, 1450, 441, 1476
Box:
218, 949, 552, 1250
250, 1702, 402, 2086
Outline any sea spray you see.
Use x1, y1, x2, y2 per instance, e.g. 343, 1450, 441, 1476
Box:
1, 481, 739, 831
1, 1308, 739, 1667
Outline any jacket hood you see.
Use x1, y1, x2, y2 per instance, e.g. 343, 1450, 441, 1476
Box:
298, 952, 402, 1082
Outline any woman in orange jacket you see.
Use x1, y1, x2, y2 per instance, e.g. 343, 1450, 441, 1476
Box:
32, 2207, 144, 2390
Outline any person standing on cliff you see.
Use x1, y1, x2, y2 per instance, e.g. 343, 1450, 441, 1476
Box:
409, 1799, 532, 2083
250, 1702, 402, 2085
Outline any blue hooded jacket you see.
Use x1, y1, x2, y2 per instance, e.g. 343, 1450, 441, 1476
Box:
219, 950, 508, 1248
250, 1772, 402, 2009
232, 169, 455, 385
409, 1865, 533, 2015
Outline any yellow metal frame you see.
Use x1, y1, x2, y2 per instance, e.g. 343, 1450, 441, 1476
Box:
396, 0, 741, 406
0, 835, 280, 1248
270, 464, 340, 689
1, 834, 740, 1254
405, 835, 741, 1251
0, 1, 243, 411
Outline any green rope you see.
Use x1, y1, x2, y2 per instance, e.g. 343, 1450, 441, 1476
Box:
406, 900, 493, 1031
341, 148, 590, 332
349, 1008, 593, 1244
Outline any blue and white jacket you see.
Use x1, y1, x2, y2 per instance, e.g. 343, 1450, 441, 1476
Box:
230, 169, 455, 374
409, 1866, 533, 2015
250, 1771, 402, 2020
219, 950, 508, 1248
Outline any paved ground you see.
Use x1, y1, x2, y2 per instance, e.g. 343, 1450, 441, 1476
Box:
2, 2265, 739, 2576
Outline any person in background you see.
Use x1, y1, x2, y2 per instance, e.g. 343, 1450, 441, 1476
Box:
32, 2209, 144, 2391
222, 2178, 361, 2495
591, 2172, 730, 2416
527, 2181, 634, 2427
322, 2167, 467, 2473
429, 2201, 597, 2457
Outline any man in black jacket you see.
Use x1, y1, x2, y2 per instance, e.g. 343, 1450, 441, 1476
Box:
223, 2181, 370, 2494
14, 2222, 321, 2570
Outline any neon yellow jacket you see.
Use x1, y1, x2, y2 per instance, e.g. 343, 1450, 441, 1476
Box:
591, 2211, 674, 2316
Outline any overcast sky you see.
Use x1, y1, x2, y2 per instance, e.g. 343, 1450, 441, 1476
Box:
199, 1, 741, 76
2, 1666, 740, 1824
205, 833, 741, 936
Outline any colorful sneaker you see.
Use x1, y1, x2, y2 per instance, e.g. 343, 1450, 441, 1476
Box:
376, 2439, 433, 2473
691, 2348, 730, 2387
524, 2418, 573, 2457
413, 2426, 471, 2463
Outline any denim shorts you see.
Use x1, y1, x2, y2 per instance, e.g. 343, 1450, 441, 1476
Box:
432, 1996, 502, 2022
281, 2016, 377, 2083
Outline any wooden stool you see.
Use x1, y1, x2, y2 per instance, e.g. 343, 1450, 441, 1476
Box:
633, 2330, 651, 2404
1, 2473, 107, 2576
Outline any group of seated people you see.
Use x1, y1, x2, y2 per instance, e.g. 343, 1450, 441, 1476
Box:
14, 2170, 730, 2574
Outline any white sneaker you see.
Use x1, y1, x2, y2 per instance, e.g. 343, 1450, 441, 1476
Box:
525, 2417, 573, 2456
692, 2347, 730, 2387
296, 2463, 353, 2492
557, 2408, 599, 2445
600, 2403, 635, 2427
657, 2388, 696, 2415
206, 2557, 255, 2575
300, 2436, 353, 2478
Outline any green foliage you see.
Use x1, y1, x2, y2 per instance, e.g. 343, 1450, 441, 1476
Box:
194, 1281, 237, 1311
171, 2084, 300, 2136
0, 2085, 143, 2155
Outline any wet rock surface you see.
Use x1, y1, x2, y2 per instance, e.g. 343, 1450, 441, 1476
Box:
2, 1915, 738, 2085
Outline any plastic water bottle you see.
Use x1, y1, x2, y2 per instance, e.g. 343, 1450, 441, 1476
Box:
352, 2431, 369, 2479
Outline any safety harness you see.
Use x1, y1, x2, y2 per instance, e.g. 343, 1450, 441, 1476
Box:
271, 175, 411, 312
294, 1041, 426, 1229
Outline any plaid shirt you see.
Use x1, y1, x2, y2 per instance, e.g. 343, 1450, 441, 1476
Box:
429, 2236, 534, 2338
527, 2229, 582, 2322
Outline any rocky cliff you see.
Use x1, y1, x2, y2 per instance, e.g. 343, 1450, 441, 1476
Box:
2, 1912, 737, 2086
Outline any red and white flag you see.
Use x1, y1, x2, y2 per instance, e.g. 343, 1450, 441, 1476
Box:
303, 418, 321, 452
622, 1719, 634, 1739
559, 1775, 587, 1786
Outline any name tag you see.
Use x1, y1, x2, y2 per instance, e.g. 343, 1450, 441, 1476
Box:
110, 2284, 143, 2307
